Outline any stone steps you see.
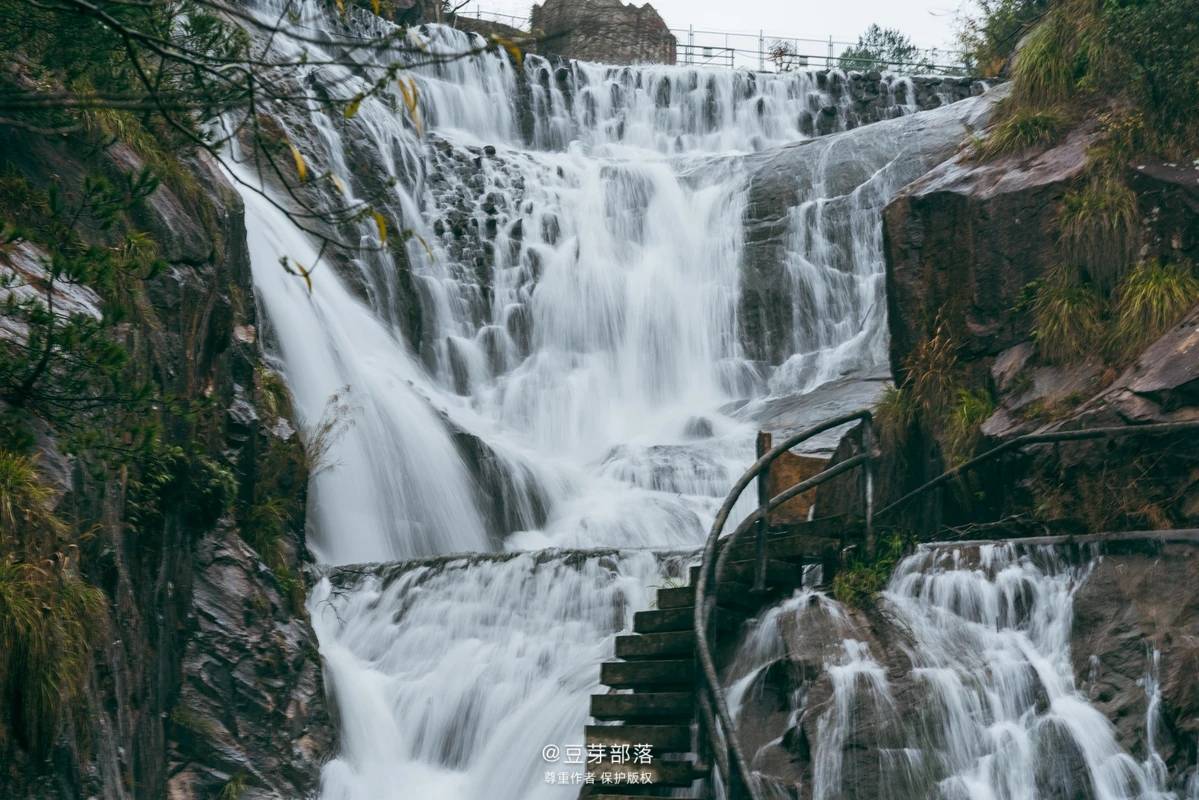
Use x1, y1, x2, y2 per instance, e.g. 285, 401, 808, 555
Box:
584, 724, 691, 752
583, 757, 705, 787
581, 520, 849, 798
590, 692, 693, 723
615, 631, 693, 660
600, 658, 694, 689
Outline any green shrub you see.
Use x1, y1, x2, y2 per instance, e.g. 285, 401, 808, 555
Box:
1101, 0, 1199, 154
832, 534, 908, 607
875, 384, 917, 450
1111, 259, 1199, 356
945, 389, 996, 465
1032, 266, 1105, 362
973, 106, 1070, 160
903, 323, 960, 418
1011, 11, 1077, 106
957, 0, 1051, 76
0, 554, 107, 753
1059, 175, 1138, 291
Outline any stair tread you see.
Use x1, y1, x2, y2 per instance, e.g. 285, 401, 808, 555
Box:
590, 692, 693, 722
601, 659, 694, 688
584, 757, 707, 786
634, 607, 738, 633
585, 723, 691, 752
615, 631, 693, 660
654, 585, 694, 609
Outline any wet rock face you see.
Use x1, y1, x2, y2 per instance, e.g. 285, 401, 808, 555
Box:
167, 534, 332, 800
1, 131, 329, 799
883, 122, 1099, 377
1072, 543, 1199, 786
739, 90, 999, 366
733, 547, 1199, 799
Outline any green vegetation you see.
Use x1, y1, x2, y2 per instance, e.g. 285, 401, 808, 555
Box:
0, 451, 107, 755
945, 389, 996, 466
832, 534, 909, 607
839, 24, 932, 72
971, 106, 1070, 160
875, 384, 917, 450
1112, 260, 1199, 356
218, 771, 250, 800
968, 0, 1198, 161
1058, 175, 1138, 291
877, 323, 996, 468
957, 0, 1050, 76
1028, 258, 1198, 367
1031, 265, 1105, 363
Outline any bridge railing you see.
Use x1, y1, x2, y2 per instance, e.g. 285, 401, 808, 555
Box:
693, 408, 876, 800
694, 414, 1199, 799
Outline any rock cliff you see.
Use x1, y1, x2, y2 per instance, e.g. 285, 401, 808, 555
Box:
0, 128, 331, 799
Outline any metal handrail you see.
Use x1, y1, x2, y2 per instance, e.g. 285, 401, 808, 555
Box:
693, 408, 875, 800
692, 414, 1199, 798
875, 419, 1199, 524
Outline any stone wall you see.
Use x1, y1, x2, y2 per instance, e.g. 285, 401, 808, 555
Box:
531, 0, 676, 65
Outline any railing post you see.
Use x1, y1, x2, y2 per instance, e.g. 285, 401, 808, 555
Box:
862, 416, 876, 560
753, 431, 770, 592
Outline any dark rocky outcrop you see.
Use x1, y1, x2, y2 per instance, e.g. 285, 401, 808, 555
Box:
1072, 543, 1199, 783
883, 122, 1101, 376
0, 130, 330, 798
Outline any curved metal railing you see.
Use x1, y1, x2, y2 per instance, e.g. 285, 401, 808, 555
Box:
693, 408, 876, 800
692, 414, 1199, 799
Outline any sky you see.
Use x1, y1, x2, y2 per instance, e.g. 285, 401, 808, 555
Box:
463, 0, 972, 54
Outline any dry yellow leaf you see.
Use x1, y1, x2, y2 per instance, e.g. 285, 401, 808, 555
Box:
289, 143, 308, 182
371, 210, 388, 244
397, 78, 422, 135
491, 35, 524, 67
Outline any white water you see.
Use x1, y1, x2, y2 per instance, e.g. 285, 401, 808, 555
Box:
227, 5, 995, 798
725, 545, 1194, 799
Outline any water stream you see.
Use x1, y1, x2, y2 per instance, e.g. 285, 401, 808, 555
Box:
724, 545, 1196, 799
225, 6, 1027, 798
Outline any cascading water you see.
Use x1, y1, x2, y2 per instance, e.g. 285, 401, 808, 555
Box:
725, 545, 1197, 799
226, 4, 996, 797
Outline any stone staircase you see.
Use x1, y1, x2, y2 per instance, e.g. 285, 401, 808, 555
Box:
580, 526, 842, 799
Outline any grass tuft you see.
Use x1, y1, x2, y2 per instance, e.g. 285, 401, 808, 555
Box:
903, 323, 960, 418
0, 452, 67, 546
1011, 11, 1077, 107
875, 384, 917, 450
1111, 259, 1199, 356
1032, 265, 1105, 363
832, 534, 908, 607
0, 553, 107, 753
1059, 175, 1138, 291
945, 388, 996, 466
973, 106, 1071, 161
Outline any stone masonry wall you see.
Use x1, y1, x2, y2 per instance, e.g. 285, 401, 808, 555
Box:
531, 0, 676, 65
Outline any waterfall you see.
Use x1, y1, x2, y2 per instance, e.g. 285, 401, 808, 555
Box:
224, 4, 997, 797
724, 545, 1195, 799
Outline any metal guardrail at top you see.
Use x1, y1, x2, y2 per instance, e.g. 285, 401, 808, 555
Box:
693, 414, 1199, 799
459, 6, 970, 73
